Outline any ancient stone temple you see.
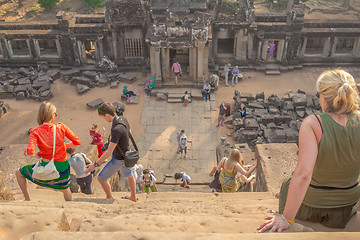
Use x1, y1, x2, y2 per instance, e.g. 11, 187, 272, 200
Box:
0, 0, 359, 86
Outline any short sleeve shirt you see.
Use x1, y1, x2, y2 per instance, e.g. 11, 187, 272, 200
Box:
181, 173, 191, 182
141, 174, 156, 187
219, 104, 226, 115
111, 116, 130, 160
68, 153, 89, 178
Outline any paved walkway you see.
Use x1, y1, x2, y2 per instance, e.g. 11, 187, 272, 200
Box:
138, 94, 219, 183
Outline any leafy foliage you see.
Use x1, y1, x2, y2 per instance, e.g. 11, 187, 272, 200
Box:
83, 0, 104, 9
38, 0, 60, 10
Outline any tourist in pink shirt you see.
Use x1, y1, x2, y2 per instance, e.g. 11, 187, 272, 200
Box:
89, 123, 105, 158
172, 61, 182, 85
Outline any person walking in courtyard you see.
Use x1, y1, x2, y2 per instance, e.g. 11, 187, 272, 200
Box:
16, 102, 81, 201
217, 149, 257, 193
232, 66, 240, 85
258, 69, 360, 232
224, 63, 231, 87
217, 102, 227, 127
172, 60, 182, 85
89, 123, 105, 158
86, 103, 137, 202
66, 147, 93, 194
176, 130, 185, 153
179, 132, 188, 159
203, 81, 211, 102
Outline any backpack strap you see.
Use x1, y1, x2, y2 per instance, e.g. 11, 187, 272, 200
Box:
314, 114, 323, 133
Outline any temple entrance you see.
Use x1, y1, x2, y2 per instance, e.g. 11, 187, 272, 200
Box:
261, 40, 279, 63
167, 48, 191, 84
78, 40, 97, 64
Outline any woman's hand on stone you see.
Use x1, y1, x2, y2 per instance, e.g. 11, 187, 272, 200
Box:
257, 214, 290, 233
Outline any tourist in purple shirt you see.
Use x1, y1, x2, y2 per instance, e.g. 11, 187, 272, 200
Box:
232, 66, 240, 85
172, 61, 182, 85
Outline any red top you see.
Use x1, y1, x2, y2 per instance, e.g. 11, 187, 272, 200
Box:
24, 122, 81, 162
89, 129, 103, 145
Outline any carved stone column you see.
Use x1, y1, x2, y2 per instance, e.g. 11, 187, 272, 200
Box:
197, 41, 206, 81
257, 36, 264, 63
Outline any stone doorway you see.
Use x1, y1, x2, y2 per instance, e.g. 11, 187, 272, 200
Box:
261, 39, 285, 63
169, 48, 190, 81
78, 40, 97, 64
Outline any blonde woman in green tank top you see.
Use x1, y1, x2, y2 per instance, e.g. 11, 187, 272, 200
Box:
216, 149, 257, 193
259, 69, 360, 232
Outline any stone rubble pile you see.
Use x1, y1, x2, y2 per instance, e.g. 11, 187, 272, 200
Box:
232, 90, 321, 146
0, 66, 60, 101
0, 66, 137, 98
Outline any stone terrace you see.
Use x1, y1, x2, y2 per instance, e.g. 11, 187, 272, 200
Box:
138, 91, 218, 183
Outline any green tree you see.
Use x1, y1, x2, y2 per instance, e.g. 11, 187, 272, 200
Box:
37, 0, 60, 10
83, 0, 104, 9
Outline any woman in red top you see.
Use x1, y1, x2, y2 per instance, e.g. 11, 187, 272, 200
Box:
89, 123, 105, 158
16, 102, 81, 201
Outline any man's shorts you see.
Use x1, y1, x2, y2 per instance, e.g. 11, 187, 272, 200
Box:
174, 72, 180, 76
218, 114, 225, 121
98, 155, 136, 181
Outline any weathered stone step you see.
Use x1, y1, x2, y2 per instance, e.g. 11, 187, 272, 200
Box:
22, 232, 360, 240
265, 70, 281, 75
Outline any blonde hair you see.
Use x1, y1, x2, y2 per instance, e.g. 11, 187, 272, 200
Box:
316, 69, 359, 114
37, 102, 56, 125
91, 123, 98, 130
226, 149, 243, 169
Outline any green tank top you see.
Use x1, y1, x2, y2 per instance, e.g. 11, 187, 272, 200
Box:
303, 112, 360, 208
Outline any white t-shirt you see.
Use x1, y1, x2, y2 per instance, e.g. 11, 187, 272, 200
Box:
181, 172, 191, 183
141, 174, 156, 187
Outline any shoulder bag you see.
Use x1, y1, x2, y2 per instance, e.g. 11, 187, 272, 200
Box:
32, 124, 60, 180
116, 119, 140, 168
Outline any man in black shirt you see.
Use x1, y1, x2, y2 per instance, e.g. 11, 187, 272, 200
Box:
86, 102, 137, 202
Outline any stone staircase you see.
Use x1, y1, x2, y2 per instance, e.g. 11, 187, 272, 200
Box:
2, 190, 359, 240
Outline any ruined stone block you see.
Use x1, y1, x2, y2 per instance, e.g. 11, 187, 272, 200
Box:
263, 128, 271, 141
156, 92, 167, 100
237, 130, 259, 142
38, 84, 51, 92
110, 81, 119, 88
268, 106, 279, 115
267, 122, 282, 130
284, 128, 299, 142
71, 77, 93, 87
46, 69, 61, 81
233, 118, 244, 130
87, 98, 104, 110
0, 91, 14, 99
96, 78, 108, 87
248, 102, 264, 109
275, 115, 291, 124
261, 114, 275, 124
267, 95, 282, 108
18, 67, 30, 77
61, 69, 81, 79
32, 80, 50, 90
82, 71, 98, 80
17, 78, 31, 85
14, 84, 31, 94
117, 73, 136, 83
39, 90, 53, 100
77, 84, 90, 95
283, 101, 294, 111
239, 93, 254, 101
244, 118, 259, 130
16, 92, 25, 100
249, 108, 268, 117
292, 94, 307, 107
256, 92, 265, 100
306, 95, 314, 108
270, 129, 286, 143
